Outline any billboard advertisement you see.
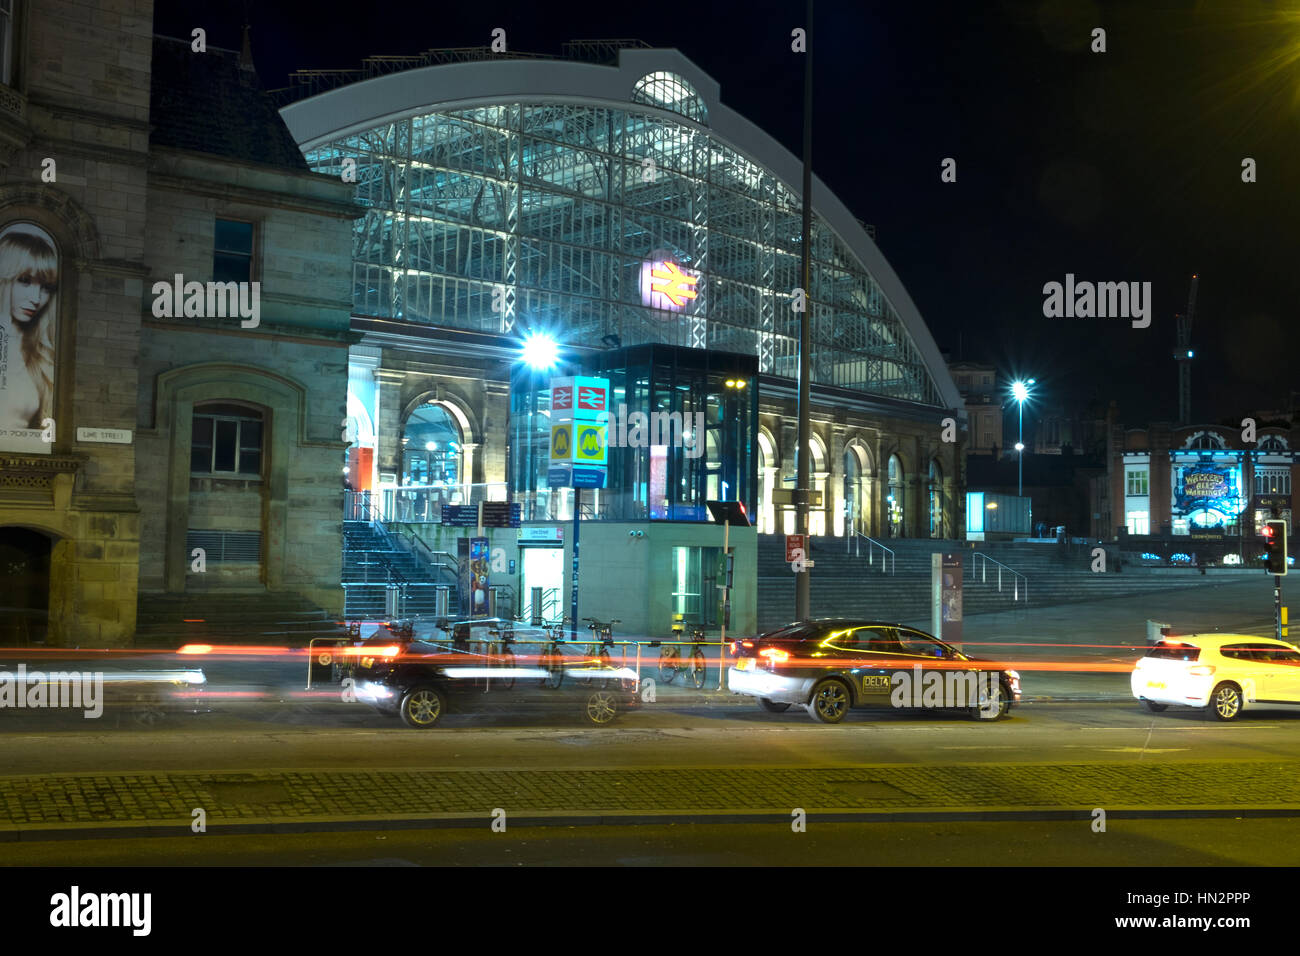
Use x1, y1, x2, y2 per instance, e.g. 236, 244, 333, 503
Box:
0, 223, 59, 454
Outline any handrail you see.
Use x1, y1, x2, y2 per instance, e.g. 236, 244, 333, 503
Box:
845, 528, 895, 574
970, 552, 1028, 602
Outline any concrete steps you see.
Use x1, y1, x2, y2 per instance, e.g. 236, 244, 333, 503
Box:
755, 536, 1257, 632
135, 591, 346, 648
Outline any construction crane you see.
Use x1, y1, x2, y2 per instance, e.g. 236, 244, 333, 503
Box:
1174, 274, 1198, 425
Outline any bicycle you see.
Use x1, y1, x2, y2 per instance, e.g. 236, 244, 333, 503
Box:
582, 617, 629, 689
536, 618, 569, 690
658, 623, 708, 689
485, 620, 516, 691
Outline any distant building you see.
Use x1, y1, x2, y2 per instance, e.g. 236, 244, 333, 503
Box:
948, 361, 1002, 456
1097, 420, 1297, 543
0, 1, 354, 647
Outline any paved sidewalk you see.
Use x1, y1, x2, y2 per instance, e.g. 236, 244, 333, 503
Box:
4, 760, 1300, 839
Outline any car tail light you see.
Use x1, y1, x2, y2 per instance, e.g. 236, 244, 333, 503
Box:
759, 647, 789, 668
731, 640, 754, 655
1188, 665, 1216, 676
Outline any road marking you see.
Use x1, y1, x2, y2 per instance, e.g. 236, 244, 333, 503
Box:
1084, 725, 1283, 731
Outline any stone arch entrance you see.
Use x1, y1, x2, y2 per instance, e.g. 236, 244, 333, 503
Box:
0, 526, 55, 645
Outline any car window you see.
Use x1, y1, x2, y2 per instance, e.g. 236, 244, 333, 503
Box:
1145, 643, 1200, 661
845, 626, 903, 654
897, 628, 949, 658
760, 622, 829, 643
1241, 644, 1300, 664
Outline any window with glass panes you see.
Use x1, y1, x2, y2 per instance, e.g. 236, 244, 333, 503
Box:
1126, 469, 1149, 496
213, 219, 255, 284
191, 404, 263, 477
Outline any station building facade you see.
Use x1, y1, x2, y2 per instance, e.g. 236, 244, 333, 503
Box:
0, 0, 355, 646
279, 45, 966, 636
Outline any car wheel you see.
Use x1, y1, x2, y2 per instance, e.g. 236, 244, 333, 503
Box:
399, 686, 446, 728
970, 678, 1010, 721
1142, 699, 1168, 713
690, 650, 707, 690
806, 679, 851, 724
585, 689, 620, 725
1209, 682, 1242, 721
759, 698, 791, 713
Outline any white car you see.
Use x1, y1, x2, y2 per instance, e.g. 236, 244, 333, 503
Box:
1131, 634, 1300, 721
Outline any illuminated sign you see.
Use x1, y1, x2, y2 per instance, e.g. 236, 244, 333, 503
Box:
640, 257, 699, 310
549, 376, 608, 423
573, 424, 607, 465
547, 375, 609, 487
550, 424, 572, 459
1184, 471, 1228, 498
577, 385, 606, 413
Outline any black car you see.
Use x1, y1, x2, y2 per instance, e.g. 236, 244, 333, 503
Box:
727, 619, 1021, 723
345, 618, 638, 728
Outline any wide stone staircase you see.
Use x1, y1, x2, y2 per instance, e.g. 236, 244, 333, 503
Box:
135, 591, 347, 649
342, 520, 457, 620
756, 536, 1258, 632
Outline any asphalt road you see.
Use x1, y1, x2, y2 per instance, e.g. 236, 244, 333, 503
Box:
2, 698, 1300, 773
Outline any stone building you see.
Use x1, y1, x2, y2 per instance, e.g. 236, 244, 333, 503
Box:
0, 0, 353, 646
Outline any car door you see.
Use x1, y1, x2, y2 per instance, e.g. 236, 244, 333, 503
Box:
1249, 643, 1300, 703
851, 626, 908, 706
896, 627, 971, 708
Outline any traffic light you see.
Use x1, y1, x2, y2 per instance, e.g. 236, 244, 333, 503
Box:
1263, 520, 1288, 576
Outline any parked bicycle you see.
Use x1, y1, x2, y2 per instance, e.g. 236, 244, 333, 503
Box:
536, 617, 569, 690
484, 619, 516, 691
582, 617, 632, 690
658, 621, 708, 689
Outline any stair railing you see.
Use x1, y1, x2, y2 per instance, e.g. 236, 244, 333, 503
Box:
845, 528, 895, 574
970, 552, 1028, 603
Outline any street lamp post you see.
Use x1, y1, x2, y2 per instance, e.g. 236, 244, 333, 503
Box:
1011, 378, 1035, 497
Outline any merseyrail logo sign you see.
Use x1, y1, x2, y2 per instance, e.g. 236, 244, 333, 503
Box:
574, 424, 607, 464
550, 425, 572, 460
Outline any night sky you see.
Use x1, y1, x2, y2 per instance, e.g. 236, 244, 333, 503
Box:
155, 0, 1300, 431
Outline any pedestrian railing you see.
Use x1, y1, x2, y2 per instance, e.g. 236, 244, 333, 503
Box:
970, 552, 1028, 602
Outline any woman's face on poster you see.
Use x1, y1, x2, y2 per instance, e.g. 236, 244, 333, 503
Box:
11, 263, 53, 326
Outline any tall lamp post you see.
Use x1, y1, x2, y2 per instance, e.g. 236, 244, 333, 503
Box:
1011, 378, 1035, 497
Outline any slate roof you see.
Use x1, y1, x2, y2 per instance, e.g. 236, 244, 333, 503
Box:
150, 35, 309, 172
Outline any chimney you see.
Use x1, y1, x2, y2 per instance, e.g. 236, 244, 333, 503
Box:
239, 24, 255, 73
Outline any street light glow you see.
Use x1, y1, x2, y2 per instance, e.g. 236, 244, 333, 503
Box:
520, 331, 560, 371
1012, 380, 1030, 403
1015, 442, 1025, 451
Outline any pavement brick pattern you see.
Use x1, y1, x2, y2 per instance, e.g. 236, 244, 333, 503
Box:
1, 762, 1299, 827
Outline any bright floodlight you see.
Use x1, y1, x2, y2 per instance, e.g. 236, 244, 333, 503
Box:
1012, 380, 1030, 403
520, 332, 559, 371
1015, 442, 1025, 451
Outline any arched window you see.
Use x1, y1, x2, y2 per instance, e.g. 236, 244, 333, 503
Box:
1259, 436, 1287, 453
401, 402, 463, 487
929, 460, 945, 538
887, 454, 904, 538
191, 402, 263, 477
1185, 431, 1226, 450
631, 72, 707, 123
